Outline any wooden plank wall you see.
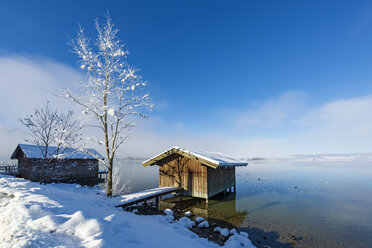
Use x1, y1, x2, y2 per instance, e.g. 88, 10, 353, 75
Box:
31, 159, 98, 182
18, 159, 98, 182
158, 154, 208, 199
207, 166, 236, 198
14, 150, 99, 184
18, 156, 33, 180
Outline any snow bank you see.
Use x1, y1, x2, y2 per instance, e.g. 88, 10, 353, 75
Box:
225, 234, 255, 248
185, 210, 192, 217
174, 217, 195, 229
220, 228, 229, 237
195, 216, 205, 223
0, 175, 255, 248
198, 221, 209, 228
164, 208, 173, 215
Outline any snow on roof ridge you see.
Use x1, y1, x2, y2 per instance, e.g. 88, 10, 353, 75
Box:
176, 147, 247, 166
13, 143, 104, 160
143, 146, 247, 167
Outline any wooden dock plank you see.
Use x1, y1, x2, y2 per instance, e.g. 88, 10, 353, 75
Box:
114, 187, 181, 208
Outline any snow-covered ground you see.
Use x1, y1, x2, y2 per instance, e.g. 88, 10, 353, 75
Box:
0, 175, 254, 248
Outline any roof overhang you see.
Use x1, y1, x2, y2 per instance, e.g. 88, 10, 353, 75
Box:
10, 144, 105, 160
142, 147, 247, 169
10, 145, 21, 159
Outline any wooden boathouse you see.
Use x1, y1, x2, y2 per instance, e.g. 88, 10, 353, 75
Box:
11, 144, 104, 184
142, 147, 247, 202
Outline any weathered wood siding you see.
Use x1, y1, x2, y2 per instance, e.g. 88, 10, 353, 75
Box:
29, 159, 98, 183
15, 150, 98, 184
158, 154, 208, 199
158, 154, 236, 199
18, 153, 33, 180
207, 166, 235, 198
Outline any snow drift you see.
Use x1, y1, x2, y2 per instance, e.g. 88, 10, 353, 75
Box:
0, 175, 254, 248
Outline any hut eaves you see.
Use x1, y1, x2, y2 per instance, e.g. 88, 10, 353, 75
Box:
142, 146, 247, 169
11, 144, 104, 160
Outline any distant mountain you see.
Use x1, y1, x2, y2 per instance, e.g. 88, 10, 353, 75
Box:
289, 152, 372, 161
244, 152, 372, 162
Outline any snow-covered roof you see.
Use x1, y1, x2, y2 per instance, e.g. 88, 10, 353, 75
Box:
142, 146, 247, 169
11, 144, 104, 160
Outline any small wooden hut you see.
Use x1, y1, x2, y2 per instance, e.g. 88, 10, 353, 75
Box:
142, 147, 247, 202
11, 144, 104, 184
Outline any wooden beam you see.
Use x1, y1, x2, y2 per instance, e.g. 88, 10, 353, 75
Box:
115, 188, 182, 208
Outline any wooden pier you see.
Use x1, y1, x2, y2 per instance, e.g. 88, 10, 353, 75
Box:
115, 187, 181, 209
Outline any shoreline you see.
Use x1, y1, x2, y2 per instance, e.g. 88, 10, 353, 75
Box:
124, 198, 298, 248
125, 203, 238, 246
0, 175, 255, 248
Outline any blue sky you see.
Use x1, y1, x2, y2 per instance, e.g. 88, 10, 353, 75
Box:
1, 1, 372, 158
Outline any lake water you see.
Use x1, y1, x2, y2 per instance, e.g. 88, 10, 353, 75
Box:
111, 160, 372, 248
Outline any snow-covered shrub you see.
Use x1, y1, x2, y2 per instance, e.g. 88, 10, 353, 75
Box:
164, 209, 173, 215
220, 228, 229, 237
198, 221, 209, 228
195, 216, 204, 223
240, 231, 249, 238
185, 211, 192, 217
174, 217, 195, 229
111, 162, 133, 196
224, 234, 255, 248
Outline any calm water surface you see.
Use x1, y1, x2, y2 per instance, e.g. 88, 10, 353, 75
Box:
113, 160, 372, 248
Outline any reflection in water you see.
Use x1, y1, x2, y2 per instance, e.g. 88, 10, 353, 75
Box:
159, 192, 248, 227
248, 201, 281, 213
239, 226, 296, 248
113, 160, 372, 248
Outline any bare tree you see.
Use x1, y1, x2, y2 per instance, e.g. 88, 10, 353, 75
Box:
64, 15, 152, 196
20, 102, 83, 183
20, 102, 60, 159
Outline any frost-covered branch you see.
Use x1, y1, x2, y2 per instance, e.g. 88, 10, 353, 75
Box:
62, 14, 152, 196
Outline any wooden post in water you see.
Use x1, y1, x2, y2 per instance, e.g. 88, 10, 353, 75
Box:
155, 196, 159, 209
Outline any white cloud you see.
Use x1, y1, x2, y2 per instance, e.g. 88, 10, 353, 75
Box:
234, 91, 307, 129
296, 95, 372, 151
226, 93, 372, 155
0, 124, 26, 161
1, 55, 372, 160
0, 55, 81, 127
122, 92, 372, 159
117, 128, 287, 159
0, 55, 82, 160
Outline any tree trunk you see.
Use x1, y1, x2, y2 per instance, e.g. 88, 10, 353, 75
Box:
40, 161, 45, 184
107, 159, 113, 197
